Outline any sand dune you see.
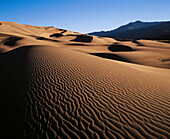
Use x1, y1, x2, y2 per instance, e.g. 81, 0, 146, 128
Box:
0, 21, 170, 138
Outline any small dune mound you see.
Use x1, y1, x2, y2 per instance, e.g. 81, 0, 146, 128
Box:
108, 44, 133, 52
3, 36, 22, 46
71, 35, 93, 43
49, 33, 63, 37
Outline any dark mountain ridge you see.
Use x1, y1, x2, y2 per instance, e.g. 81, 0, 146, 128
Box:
89, 21, 170, 40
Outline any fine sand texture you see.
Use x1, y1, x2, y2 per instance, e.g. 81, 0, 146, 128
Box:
0, 21, 170, 139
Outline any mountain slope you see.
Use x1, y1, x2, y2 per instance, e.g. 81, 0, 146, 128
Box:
89, 21, 170, 40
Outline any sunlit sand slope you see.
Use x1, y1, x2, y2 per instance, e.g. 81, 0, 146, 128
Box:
1, 45, 170, 138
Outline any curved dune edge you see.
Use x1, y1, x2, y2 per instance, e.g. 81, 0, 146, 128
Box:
1, 45, 170, 138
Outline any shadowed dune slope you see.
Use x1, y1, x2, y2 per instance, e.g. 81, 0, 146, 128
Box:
3, 36, 23, 46
90, 53, 129, 62
108, 44, 134, 52
49, 33, 63, 38
0, 47, 28, 138
1, 45, 170, 138
71, 35, 93, 43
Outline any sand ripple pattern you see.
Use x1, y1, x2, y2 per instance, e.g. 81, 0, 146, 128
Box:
15, 46, 170, 138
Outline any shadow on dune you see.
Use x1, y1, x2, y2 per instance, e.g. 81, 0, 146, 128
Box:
71, 35, 93, 43
90, 53, 129, 62
0, 45, 55, 138
36, 37, 60, 42
66, 34, 77, 36
131, 40, 144, 46
158, 40, 170, 44
0, 46, 29, 138
162, 58, 170, 62
3, 36, 23, 46
66, 43, 88, 46
115, 38, 133, 41
108, 44, 134, 52
49, 33, 63, 37
61, 30, 67, 33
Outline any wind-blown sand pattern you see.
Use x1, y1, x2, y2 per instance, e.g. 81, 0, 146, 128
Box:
0, 21, 170, 139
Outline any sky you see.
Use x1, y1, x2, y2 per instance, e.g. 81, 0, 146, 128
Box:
0, 0, 170, 33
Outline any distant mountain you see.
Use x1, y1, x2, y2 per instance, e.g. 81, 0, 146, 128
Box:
89, 21, 170, 40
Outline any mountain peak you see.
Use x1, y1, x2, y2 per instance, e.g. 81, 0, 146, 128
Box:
129, 20, 143, 24
134, 20, 142, 23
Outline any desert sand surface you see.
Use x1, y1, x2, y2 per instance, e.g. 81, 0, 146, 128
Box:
0, 21, 170, 138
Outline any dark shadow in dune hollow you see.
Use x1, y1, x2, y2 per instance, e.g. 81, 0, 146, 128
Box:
49, 33, 63, 38
162, 59, 170, 62
37, 37, 60, 42
71, 35, 93, 43
3, 36, 23, 46
66, 34, 77, 36
90, 53, 130, 63
61, 30, 67, 33
108, 44, 134, 52
131, 40, 144, 46
115, 38, 133, 41
66, 43, 88, 46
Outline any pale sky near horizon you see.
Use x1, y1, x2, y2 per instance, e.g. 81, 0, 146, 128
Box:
0, 0, 170, 33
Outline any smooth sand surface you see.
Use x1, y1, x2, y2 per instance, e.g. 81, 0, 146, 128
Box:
0, 21, 170, 138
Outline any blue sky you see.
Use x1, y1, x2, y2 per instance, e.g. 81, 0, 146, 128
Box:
1, 0, 170, 33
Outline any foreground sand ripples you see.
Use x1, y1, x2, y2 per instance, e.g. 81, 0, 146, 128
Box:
9, 45, 169, 139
